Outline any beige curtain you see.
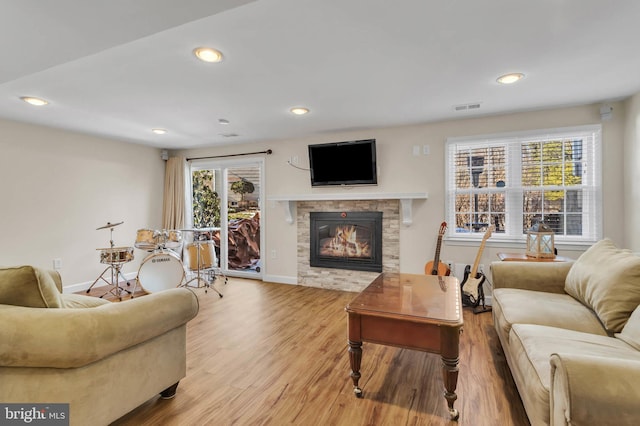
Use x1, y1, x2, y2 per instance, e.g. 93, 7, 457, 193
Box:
162, 156, 186, 230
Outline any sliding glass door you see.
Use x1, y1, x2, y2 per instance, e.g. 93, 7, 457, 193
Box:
189, 157, 263, 278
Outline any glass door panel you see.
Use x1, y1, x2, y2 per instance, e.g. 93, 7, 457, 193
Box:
190, 159, 262, 279
225, 166, 261, 274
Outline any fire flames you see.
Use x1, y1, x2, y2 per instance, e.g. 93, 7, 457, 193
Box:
319, 225, 371, 258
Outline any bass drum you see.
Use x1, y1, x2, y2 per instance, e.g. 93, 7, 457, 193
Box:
136, 251, 185, 293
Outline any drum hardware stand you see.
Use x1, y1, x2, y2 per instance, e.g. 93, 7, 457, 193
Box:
91, 261, 131, 300
181, 229, 223, 298
87, 221, 133, 300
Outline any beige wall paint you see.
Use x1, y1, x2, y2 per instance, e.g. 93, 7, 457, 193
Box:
0, 119, 165, 288
624, 93, 640, 252
177, 102, 628, 283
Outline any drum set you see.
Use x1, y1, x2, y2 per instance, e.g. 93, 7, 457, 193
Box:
87, 221, 226, 299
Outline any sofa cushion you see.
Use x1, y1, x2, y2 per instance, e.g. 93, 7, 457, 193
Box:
564, 239, 640, 333
508, 324, 638, 426
493, 288, 608, 342
616, 304, 640, 351
0, 265, 62, 308
61, 293, 111, 308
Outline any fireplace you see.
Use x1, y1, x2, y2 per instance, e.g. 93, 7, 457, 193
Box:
309, 211, 383, 272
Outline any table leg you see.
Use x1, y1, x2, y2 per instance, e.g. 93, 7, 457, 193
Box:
441, 325, 461, 420
348, 340, 363, 397
441, 354, 460, 420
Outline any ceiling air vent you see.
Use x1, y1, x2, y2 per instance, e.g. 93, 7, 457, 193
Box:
454, 103, 481, 111
219, 133, 239, 138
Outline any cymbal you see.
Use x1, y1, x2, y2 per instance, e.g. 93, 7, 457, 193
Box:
96, 221, 124, 230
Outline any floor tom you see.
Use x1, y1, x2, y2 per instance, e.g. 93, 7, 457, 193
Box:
186, 241, 216, 270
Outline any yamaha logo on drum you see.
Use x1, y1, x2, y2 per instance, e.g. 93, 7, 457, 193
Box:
152, 256, 171, 263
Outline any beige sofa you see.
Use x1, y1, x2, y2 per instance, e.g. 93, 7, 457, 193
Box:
491, 239, 640, 426
0, 265, 199, 426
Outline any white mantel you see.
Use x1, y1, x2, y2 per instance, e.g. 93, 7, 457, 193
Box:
267, 192, 428, 226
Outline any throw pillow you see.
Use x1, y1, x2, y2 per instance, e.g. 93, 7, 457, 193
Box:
565, 239, 640, 333
616, 304, 640, 350
0, 265, 63, 308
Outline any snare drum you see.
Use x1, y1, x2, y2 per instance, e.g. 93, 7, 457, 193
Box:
164, 229, 182, 249
135, 228, 157, 250
186, 241, 216, 270
99, 247, 134, 264
136, 251, 185, 293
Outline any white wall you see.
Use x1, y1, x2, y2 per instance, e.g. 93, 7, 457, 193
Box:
177, 101, 627, 283
624, 93, 640, 252
0, 118, 165, 288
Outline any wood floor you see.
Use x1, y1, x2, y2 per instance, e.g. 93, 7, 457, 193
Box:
108, 278, 530, 426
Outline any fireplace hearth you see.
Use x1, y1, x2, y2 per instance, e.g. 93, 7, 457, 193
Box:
309, 211, 383, 272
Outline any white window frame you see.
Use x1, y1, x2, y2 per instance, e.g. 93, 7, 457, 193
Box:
445, 125, 602, 246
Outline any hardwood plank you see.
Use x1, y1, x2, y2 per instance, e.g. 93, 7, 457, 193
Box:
111, 278, 529, 426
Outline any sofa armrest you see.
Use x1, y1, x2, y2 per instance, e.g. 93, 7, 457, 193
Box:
0, 288, 199, 368
550, 353, 640, 426
44, 269, 63, 293
490, 261, 573, 293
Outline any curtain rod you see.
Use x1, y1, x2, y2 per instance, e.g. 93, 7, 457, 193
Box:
187, 149, 272, 162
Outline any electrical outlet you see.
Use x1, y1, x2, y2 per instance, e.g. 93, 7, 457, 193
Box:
53, 258, 62, 269
423, 145, 430, 155
445, 260, 454, 276
271, 249, 277, 259
478, 264, 485, 274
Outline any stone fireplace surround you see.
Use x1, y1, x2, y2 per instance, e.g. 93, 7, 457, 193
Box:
297, 199, 400, 292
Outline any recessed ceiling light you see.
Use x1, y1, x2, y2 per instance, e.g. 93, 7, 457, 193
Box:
497, 73, 525, 85
193, 47, 223, 63
218, 118, 230, 125
290, 107, 309, 115
21, 96, 48, 106
152, 128, 167, 135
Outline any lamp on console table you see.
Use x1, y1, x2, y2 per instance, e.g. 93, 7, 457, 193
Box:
526, 221, 555, 259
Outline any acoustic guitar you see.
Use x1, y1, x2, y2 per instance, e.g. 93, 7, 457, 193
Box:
425, 222, 451, 276
460, 225, 494, 308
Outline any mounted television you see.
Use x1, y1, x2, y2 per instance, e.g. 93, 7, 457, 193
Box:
308, 139, 378, 186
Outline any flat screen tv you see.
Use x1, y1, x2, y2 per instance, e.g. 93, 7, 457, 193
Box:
308, 139, 378, 187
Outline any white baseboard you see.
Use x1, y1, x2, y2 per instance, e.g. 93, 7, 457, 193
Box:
63, 272, 138, 294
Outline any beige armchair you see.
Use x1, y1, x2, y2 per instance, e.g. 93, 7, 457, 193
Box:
0, 265, 199, 426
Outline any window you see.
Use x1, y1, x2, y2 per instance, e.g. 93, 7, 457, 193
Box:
445, 125, 602, 245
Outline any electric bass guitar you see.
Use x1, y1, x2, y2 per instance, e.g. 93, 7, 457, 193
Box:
425, 222, 451, 276
460, 225, 494, 307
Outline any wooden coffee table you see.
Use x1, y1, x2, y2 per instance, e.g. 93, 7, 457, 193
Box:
345, 273, 463, 420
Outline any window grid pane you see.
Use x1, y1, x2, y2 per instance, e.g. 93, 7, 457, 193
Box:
446, 125, 601, 243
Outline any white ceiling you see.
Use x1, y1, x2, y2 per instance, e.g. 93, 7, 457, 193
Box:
1, 0, 639, 150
